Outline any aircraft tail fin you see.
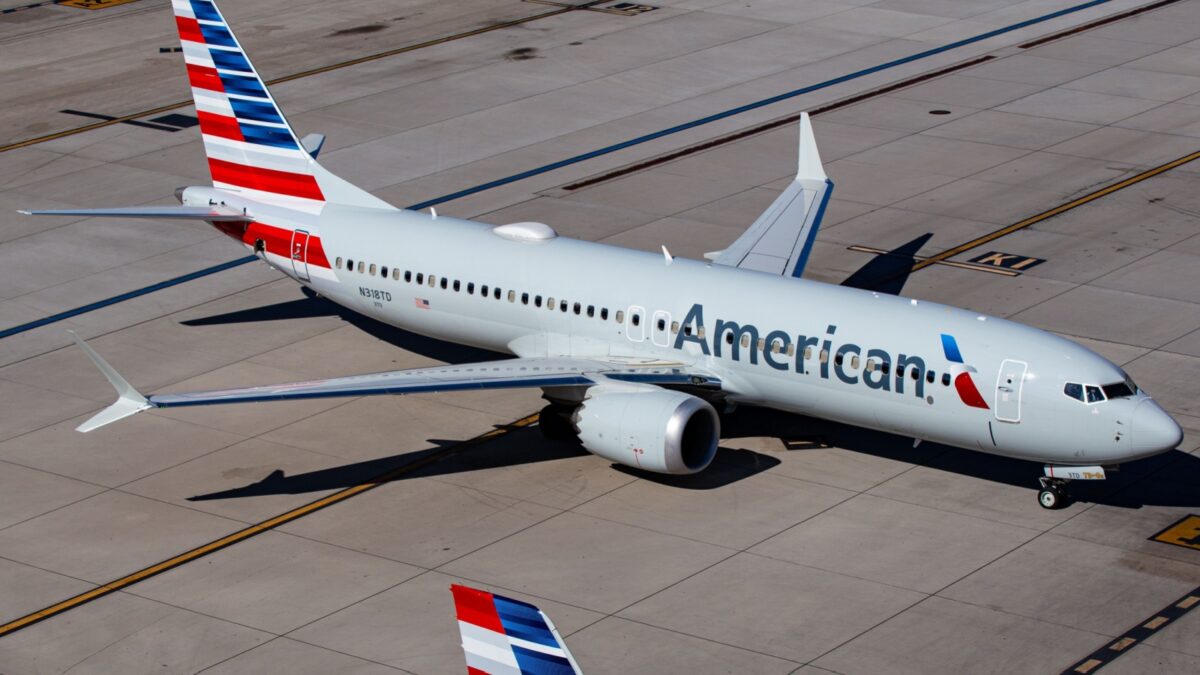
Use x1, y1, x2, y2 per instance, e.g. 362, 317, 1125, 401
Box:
172, 0, 393, 211
712, 113, 832, 278
451, 584, 583, 675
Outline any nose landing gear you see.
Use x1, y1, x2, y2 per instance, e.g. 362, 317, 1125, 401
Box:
1037, 465, 1109, 509
1038, 476, 1070, 510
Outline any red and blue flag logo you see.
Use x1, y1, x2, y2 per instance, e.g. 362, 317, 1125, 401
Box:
941, 334, 989, 409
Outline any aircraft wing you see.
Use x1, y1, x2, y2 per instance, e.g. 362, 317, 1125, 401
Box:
452, 584, 582, 675
711, 113, 832, 278
69, 332, 717, 433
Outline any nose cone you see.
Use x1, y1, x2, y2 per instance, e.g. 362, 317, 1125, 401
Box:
1132, 400, 1184, 456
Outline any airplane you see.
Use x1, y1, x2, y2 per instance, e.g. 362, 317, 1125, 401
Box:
21, 0, 1183, 510
451, 583, 582, 675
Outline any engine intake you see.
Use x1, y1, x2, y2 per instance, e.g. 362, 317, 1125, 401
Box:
572, 384, 719, 474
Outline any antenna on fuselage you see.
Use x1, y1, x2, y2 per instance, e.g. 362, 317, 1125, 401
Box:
430, 207, 438, 220
662, 245, 674, 266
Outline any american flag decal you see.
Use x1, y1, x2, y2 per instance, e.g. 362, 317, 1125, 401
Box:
414, 298, 430, 310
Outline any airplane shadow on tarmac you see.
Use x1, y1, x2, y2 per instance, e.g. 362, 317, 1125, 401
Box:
183, 254, 1198, 508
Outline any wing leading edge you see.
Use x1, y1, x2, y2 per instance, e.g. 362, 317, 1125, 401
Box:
69, 333, 717, 433
712, 113, 832, 278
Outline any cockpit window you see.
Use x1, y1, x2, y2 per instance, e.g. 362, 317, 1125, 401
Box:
1086, 385, 1105, 403
1102, 382, 1135, 399
1064, 382, 1084, 402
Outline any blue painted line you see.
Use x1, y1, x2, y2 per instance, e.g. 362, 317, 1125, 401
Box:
1, 0, 1115, 340
0, 256, 258, 340
408, 0, 1113, 210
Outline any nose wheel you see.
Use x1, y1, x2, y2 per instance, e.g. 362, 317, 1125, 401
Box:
1037, 476, 1070, 510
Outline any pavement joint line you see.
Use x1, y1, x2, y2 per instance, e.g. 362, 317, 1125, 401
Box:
0, 2, 599, 154
0, 0, 1163, 341
0, 412, 539, 639
1062, 584, 1200, 674
883, 147, 1200, 282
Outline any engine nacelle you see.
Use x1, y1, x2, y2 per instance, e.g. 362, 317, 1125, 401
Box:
572, 384, 719, 475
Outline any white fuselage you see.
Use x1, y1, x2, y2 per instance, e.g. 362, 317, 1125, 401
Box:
211, 193, 1179, 469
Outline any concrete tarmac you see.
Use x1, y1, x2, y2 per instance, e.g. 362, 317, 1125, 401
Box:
1, 0, 1199, 673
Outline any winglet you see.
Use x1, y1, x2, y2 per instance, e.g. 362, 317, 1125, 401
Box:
300, 133, 326, 159
797, 112, 826, 181
69, 331, 153, 433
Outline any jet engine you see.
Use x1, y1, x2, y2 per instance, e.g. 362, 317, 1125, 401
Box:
572, 384, 719, 475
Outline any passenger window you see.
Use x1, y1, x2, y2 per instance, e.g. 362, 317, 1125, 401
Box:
786, 344, 795, 357
616, 310, 624, 323
725, 332, 734, 345
911, 368, 920, 380
535, 295, 542, 307
698, 326, 706, 338
741, 334, 750, 348
657, 318, 666, 331
416, 273, 424, 284
335, 257, 343, 269
851, 355, 860, 369
866, 359, 875, 372
1064, 383, 1084, 402
381, 266, 388, 278
392, 268, 400, 281
467, 282, 474, 294
632, 313, 641, 326
1086, 385, 1104, 403
770, 341, 780, 354
547, 297, 555, 310
684, 325, 692, 336
428, 275, 436, 287
480, 284, 488, 296
494, 288, 502, 300
453, 280, 460, 292
588, 305, 595, 318
926, 370, 935, 384
803, 346, 812, 360
942, 372, 951, 386
357, 261, 365, 273
834, 353, 843, 366
601, 308, 608, 320
508, 290, 516, 303
560, 300, 568, 313
521, 292, 529, 305
441, 278, 448, 290
347, 258, 354, 271
405, 271, 412, 283
570, 302, 579, 315
369, 264, 376, 275
819, 349, 828, 363
881, 362, 890, 375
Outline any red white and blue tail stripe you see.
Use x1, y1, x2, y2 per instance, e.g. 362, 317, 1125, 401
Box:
451, 584, 582, 675
172, 0, 393, 212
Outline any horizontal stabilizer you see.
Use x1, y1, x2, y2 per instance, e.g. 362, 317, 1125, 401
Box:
69, 331, 154, 432
18, 205, 253, 222
301, 133, 326, 158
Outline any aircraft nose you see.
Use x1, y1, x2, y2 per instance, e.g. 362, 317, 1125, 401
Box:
1131, 400, 1183, 456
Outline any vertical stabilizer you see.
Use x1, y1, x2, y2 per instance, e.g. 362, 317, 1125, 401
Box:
172, 0, 394, 211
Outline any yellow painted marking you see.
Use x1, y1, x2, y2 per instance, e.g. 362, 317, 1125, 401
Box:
1177, 596, 1199, 609
909, 149, 1200, 274
0, 413, 538, 638
1074, 658, 1104, 673
1152, 515, 1200, 550
1108, 637, 1136, 651
847, 245, 1019, 276
59, 0, 138, 8
1143, 616, 1169, 630
0, 4, 592, 154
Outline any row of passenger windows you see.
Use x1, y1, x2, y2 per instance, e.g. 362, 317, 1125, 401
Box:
335, 255, 950, 384
336, 256, 625, 323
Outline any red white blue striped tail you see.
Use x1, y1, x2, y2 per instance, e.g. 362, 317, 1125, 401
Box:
172, 0, 392, 211
451, 584, 582, 675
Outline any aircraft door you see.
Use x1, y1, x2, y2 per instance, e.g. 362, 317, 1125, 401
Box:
651, 310, 671, 347
627, 306, 645, 342
290, 230, 310, 281
994, 359, 1027, 423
